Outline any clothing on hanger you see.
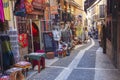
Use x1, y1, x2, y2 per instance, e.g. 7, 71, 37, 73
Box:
52, 29, 61, 41
0, 35, 14, 70
0, 0, 5, 22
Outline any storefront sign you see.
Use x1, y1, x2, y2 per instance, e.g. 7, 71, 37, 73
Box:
43, 32, 54, 52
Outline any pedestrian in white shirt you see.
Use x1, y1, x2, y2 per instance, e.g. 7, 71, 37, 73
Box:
52, 25, 61, 56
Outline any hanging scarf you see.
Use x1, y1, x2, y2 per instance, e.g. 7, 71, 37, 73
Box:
0, 0, 5, 22
3, 0, 11, 20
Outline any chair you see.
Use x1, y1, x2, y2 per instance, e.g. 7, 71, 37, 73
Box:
32, 50, 45, 70
14, 61, 31, 77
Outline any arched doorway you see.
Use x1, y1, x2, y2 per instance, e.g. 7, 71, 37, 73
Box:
32, 22, 40, 52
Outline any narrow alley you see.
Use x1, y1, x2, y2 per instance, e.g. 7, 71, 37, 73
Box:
0, 0, 120, 80
27, 39, 120, 80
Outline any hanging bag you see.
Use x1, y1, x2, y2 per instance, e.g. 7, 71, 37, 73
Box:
14, 0, 26, 17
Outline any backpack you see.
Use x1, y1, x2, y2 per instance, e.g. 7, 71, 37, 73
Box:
14, 0, 26, 17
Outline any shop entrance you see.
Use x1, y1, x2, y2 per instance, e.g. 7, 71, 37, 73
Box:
27, 19, 43, 53
32, 22, 40, 52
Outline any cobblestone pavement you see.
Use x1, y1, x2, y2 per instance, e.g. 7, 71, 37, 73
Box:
27, 39, 120, 80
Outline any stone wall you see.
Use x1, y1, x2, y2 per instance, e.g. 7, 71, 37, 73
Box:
106, 39, 113, 61
117, 15, 120, 69
19, 47, 28, 61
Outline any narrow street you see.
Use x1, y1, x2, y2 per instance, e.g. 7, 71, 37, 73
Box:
1, 0, 120, 80
27, 39, 120, 80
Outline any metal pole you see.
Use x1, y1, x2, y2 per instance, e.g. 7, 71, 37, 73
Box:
11, 0, 16, 29
39, 20, 42, 50
30, 19, 34, 52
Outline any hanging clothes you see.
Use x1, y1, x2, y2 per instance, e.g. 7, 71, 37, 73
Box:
32, 22, 39, 37
14, 0, 26, 17
52, 29, 61, 41
24, 0, 33, 13
0, 35, 15, 70
0, 0, 5, 22
61, 24, 72, 43
3, 0, 11, 20
32, 25, 39, 36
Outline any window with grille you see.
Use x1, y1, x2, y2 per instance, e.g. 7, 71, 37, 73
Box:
99, 5, 105, 18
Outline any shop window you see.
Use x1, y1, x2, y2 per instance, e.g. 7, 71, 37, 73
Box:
99, 5, 105, 18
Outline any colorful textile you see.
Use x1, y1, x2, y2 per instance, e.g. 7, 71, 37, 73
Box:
0, 36, 15, 70
76, 25, 83, 37
0, 75, 10, 80
61, 29, 72, 43
24, 0, 33, 13
3, 0, 11, 20
52, 29, 61, 41
0, 0, 4, 22
18, 33, 28, 48
14, 0, 26, 17
32, 25, 39, 36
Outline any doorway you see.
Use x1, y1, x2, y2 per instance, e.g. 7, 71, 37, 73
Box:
32, 22, 40, 52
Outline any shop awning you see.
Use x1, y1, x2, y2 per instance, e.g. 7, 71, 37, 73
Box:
65, 0, 82, 10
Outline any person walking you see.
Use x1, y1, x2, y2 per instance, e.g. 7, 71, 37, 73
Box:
61, 21, 72, 56
84, 27, 89, 43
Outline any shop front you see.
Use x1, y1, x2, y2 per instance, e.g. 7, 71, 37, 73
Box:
13, 0, 46, 59
0, 0, 15, 72
0, 0, 47, 79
